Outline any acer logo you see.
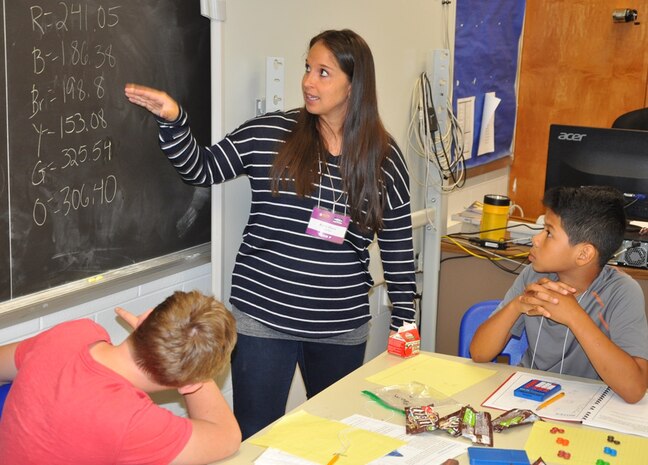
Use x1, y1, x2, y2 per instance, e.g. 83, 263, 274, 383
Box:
557, 132, 587, 141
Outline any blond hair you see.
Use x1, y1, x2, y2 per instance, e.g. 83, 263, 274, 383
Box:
129, 290, 237, 387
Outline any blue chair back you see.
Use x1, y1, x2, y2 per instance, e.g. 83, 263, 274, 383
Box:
458, 300, 528, 365
0, 382, 12, 418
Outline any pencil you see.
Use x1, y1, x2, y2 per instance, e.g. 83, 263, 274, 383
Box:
537, 391, 565, 410
326, 453, 340, 465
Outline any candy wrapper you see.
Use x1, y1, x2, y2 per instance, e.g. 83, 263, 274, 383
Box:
460, 406, 493, 447
492, 408, 542, 432
438, 408, 464, 437
405, 404, 439, 434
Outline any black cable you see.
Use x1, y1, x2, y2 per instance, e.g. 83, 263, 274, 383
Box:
449, 116, 466, 188
422, 72, 466, 190
446, 222, 545, 239
488, 256, 527, 275
423, 74, 459, 186
412, 72, 465, 191
440, 246, 527, 275
440, 254, 474, 264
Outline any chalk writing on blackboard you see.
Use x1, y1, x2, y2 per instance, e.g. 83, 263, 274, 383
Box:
1, 1, 211, 302
27, 4, 121, 228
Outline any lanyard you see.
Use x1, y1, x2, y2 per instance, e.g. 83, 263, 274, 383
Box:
316, 155, 347, 216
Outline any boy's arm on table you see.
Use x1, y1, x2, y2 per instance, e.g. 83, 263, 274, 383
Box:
535, 285, 648, 404
170, 379, 241, 465
567, 310, 648, 403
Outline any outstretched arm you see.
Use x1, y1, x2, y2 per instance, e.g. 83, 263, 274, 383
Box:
124, 83, 180, 121
170, 380, 241, 465
569, 312, 648, 403
539, 288, 648, 403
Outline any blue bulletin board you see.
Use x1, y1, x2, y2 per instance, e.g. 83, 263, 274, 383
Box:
453, 0, 525, 168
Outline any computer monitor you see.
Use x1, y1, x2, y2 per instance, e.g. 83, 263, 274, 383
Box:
545, 124, 648, 223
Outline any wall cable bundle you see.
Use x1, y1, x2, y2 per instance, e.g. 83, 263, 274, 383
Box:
406, 72, 465, 192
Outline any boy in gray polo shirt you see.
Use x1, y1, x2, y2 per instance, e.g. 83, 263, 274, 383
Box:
471, 186, 648, 403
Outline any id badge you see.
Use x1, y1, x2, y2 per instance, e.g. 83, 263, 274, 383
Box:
305, 207, 350, 244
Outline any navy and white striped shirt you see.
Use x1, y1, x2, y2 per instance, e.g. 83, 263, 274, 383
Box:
157, 108, 416, 338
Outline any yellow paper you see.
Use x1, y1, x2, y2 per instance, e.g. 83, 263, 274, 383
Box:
249, 410, 406, 465
525, 421, 648, 465
365, 353, 496, 397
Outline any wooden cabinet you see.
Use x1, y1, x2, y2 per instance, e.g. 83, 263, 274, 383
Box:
508, 0, 648, 220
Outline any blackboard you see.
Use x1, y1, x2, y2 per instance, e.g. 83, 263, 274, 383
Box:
0, 1, 211, 303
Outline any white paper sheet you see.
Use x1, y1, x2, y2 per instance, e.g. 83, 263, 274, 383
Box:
254, 414, 469, 465
477, 92, 500, 156
456, 96, 475, 160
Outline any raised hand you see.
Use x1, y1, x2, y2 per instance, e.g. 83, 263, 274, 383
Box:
124, 83, 180, 121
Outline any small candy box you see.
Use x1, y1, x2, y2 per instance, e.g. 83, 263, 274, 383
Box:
387, 323, 420, 358
513, 379, 561, 402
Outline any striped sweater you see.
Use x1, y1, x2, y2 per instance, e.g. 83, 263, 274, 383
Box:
157, 108, 416, 337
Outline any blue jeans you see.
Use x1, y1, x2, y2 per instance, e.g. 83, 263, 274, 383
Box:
231, 334, 366, 439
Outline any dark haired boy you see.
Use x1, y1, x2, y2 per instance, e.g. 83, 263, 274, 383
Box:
471, 186, 648, 403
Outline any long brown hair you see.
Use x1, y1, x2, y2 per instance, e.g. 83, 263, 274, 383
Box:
270, 29, 391, 233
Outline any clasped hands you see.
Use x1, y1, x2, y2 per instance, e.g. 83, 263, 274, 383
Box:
517, 277, 582, 325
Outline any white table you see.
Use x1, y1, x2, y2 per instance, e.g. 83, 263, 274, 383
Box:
215, 351, 645, 464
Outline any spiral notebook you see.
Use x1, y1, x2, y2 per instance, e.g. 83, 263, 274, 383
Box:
482, 371, 648, 438
582, 387, 648, 438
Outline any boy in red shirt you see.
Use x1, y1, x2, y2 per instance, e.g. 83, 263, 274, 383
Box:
0, 290, 241, 464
